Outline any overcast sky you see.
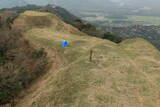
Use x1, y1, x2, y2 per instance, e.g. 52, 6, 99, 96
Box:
0, 0, 160, 9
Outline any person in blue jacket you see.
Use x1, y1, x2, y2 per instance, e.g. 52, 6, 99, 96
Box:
61, 40, 69, 47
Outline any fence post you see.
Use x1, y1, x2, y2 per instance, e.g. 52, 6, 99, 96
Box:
90, 50, 93, 62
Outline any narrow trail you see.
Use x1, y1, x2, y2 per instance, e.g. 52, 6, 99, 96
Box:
16, 48, 63, 107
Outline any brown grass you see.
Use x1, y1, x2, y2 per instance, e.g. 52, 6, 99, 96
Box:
10, 11, 160, 107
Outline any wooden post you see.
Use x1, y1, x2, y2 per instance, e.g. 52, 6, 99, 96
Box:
90, 50, 93, 62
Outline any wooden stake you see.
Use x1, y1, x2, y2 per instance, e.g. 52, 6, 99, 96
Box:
90, 50, 93, 62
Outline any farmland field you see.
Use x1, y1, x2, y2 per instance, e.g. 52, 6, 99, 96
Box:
127, 16, 160, 24
80, 12, 160, 25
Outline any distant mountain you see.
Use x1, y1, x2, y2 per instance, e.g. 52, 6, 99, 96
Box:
1, 0, 160, 16
0, 5, 78, 25
51, 0, 119, 13
0, 0, 116, 11
50, 0, 160, 16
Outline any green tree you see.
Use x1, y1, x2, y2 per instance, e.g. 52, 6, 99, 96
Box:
103, 33, 123, 43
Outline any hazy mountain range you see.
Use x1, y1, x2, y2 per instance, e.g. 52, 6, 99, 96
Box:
1, 0, 160, 10
0, 0, 160, 17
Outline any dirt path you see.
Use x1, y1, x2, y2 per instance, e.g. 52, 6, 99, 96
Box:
15, 48, 63, 107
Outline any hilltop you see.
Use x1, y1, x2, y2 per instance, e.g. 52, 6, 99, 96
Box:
7, 11, 160, 107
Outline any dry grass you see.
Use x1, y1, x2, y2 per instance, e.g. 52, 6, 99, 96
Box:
11, 11, 160, 107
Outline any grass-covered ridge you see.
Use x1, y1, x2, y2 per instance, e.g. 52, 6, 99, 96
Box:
11, 11, 160, 107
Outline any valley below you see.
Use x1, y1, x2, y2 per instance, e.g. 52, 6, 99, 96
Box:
78, 11, 160, 49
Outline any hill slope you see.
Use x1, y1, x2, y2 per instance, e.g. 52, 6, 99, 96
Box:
13, 11, 160, 107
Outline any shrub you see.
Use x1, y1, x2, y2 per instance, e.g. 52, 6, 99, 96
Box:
34, 58, 48, 76
73, 19, 103, 37
0, 48, 8, 65
0, 63, 23, 105
32, 48, 47, 59
0, 27, 48, 106
103, 33, 123, 43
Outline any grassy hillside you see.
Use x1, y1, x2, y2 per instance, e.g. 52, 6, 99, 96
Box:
12, 11, 160, 107
0, 5, 104, 38
0, 16, 48, 106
